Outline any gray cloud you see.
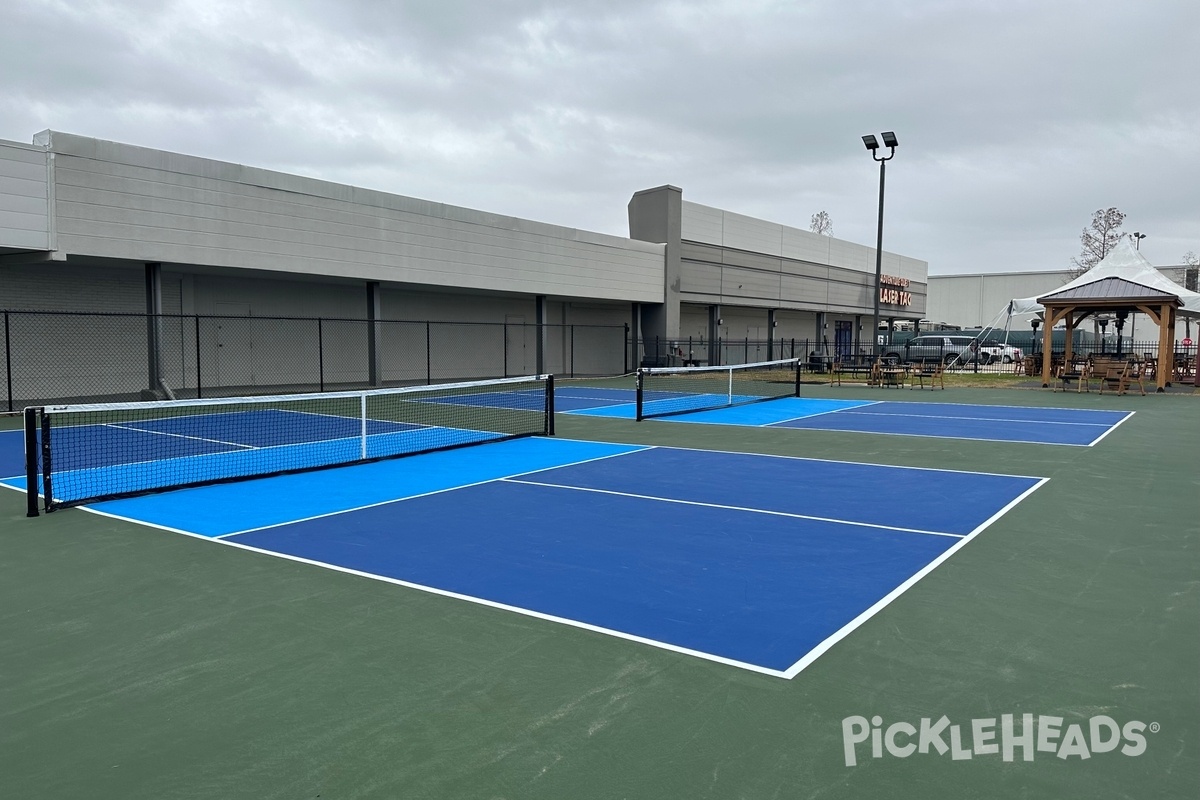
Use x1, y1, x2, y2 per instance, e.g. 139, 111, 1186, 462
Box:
2, 0, 1197, 273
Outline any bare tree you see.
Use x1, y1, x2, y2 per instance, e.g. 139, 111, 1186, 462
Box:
1184, 251, 1199, 291
1067, 207, 1126, 280
809, 210, 833, 236
1184, 252, 1199, 339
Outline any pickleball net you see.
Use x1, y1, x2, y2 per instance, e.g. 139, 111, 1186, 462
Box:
635, 358, 801, 421
24, 374, 553, 515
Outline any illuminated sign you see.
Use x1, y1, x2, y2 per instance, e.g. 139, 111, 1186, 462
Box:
880, 274, 913, 306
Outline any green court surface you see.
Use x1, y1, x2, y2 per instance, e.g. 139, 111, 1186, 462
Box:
2, 382, 1197, 799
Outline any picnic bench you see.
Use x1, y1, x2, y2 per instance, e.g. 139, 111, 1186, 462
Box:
1091, 356, 1146, 396
829, 354, 878, 386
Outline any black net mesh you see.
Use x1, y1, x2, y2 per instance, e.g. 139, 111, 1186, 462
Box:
636, 359, 799, 420
30, 375, 551, 511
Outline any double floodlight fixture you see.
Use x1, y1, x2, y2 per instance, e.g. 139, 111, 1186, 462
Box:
862, 131, 899, 156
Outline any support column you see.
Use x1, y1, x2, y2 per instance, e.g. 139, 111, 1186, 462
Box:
145, 263, 163, 397
767, 309, 777, 361
366, 281, 382, 387
628, 185, 683, 354
630, 303, 640, 371
708, 305, 722, 366
536, 295, 547, 375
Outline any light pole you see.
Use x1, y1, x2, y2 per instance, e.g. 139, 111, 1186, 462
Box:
862, 131, 898, 359
1132, 231, 1146, 250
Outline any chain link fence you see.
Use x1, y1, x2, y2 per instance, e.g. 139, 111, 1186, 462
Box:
1, 310, 629, 410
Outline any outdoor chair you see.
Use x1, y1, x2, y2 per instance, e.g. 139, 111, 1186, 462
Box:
1141, 353, 1157, 379
909, 359, 944, 390
1097, 359, 1146, 396
1053, 358, 1090, 392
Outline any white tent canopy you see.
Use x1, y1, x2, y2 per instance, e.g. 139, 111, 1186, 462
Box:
1007, 238, 1200, 319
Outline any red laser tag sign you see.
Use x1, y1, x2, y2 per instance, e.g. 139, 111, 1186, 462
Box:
880, 274, 913, 306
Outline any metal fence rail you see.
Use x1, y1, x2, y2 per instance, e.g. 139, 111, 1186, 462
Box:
631, 334, 1197, 379
1, 310, 629, 410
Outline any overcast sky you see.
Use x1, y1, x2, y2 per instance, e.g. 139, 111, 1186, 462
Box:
3, 0, 1198, 274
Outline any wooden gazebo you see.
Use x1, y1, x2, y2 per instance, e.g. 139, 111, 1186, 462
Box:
1037, 276, 1183, 393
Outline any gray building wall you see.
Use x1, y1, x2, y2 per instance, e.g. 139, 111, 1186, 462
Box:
0, 139, 51, 253
680, 201, 927, 321
928, 269, 1195, 340
31, 130, 665, 303
676, 201, 927, 346
927, 271, 1070, 329
0, 131, 934, 402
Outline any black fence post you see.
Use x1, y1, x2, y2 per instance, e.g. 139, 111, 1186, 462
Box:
194, 315, 202, 398
4, 311, 12, 412
425, 321, 432, 385
623, 323, 629, 374
318, 318, 325, 392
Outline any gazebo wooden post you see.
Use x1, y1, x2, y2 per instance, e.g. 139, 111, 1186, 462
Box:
1041, 305, 1070, 387
1136, 301, 1176, 393
1063, 311, 1075, 364
1040, 309, 1056, 387
1156, 304, 1174, 392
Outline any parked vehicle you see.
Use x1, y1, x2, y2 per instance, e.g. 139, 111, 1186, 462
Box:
978, 342, 1023, 364
884, 335, 982, 365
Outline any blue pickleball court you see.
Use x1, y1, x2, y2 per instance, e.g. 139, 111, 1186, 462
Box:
5, 434, 1046, 678
567, 391, 1133, 446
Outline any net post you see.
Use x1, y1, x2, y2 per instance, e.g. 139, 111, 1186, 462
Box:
727, 366, 733, 405
635, 369, 645, 421
24, 407, 40, 517
794, 359, 802, 396
545, 374, 555, 436
360, 393, 368, 460
39, 410, 54, 513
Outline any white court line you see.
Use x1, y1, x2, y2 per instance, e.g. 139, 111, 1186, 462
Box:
274, 408, 429, 430
215, 444, 655, 538
103, 422, 259, 450
74, 466, 1049, 681
560, 395, 638, 403
1083, 410, 1136, 447
500, 478, 964, 539
831, 398, 1137, 414
762, 400, 883, 426
552, 437, 1049, 481
75, 501, 795, 679
780, 477, 1050, 678
21, 440, 1051, 679
836, 409, 1115, 427
763, 422, 1095, 447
